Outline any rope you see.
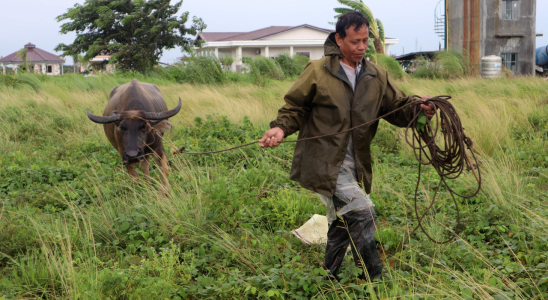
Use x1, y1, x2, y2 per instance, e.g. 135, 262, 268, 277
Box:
171, 97, 421, 155
397, 95, 481, 251
157, 95, 481, 247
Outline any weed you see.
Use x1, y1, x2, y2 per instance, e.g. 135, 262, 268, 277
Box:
1, 75, 548, 299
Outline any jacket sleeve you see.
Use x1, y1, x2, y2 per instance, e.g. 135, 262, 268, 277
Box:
269, 62, 316, 137
379, 74, 416, 128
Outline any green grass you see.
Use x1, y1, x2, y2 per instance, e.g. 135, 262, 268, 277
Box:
1, 74, 548, 299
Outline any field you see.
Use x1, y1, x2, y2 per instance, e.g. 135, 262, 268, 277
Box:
1, 74, 548, 299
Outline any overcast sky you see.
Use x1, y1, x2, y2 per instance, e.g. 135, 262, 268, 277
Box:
1, 0, 547, 65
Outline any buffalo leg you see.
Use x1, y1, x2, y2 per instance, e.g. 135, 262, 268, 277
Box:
126, 163, 139, 184
141, 156, 151, 181
155, 152, 170, 192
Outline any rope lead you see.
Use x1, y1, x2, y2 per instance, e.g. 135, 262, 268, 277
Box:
163, 95, 481, 249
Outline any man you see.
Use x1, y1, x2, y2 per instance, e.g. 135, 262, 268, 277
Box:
259, 12, 435, 281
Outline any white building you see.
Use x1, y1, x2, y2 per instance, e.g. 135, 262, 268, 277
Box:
197, 24, 399, 72
85, 51, 115, 74
0, 43, 65, 75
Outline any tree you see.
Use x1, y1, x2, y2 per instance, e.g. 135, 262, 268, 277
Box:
16, 49, 29, 73
72, 54, 90, 74
333, 0, 385, 54
55, 0, 206, 73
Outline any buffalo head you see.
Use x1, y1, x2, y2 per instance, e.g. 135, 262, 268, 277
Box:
87, 98, 181, 164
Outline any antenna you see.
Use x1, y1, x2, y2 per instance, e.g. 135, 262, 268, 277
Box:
435, 0, 446, 48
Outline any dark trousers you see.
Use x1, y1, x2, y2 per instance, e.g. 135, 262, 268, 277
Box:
323, 196, 382, 281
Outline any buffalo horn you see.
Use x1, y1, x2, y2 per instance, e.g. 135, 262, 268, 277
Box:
143, 98, 182, 120
87, 109, 121, 124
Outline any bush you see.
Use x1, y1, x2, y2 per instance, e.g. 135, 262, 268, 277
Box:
241, 56, 282, 86
0, 54, 310, 90
375, 54, 406, 80
435, 49, 470, 78
413, 49, 470, 79
171, 56, 226, 85
219, 56, 234, 70
275, 54, 309, 77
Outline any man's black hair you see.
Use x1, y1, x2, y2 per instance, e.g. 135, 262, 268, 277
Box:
336, 11, 370, 39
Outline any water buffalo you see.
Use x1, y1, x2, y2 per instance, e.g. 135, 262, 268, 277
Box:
87, 79, 181, 190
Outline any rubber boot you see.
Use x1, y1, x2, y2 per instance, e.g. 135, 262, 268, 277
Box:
323, 197, 382, 281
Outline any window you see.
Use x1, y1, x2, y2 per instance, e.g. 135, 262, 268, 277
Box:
47, 65, 53, 73
501, 53, 517, 71
502, 0, 519, 20
296, 52, 310, 58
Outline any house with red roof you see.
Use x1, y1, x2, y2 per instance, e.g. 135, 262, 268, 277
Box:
197, 24, 399, 72
0, 43, 65, 75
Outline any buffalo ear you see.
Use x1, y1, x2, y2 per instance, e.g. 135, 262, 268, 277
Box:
152, 120, 173, 134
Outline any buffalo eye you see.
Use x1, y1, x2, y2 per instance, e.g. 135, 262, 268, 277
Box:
119, 125, 128, 131
139, 123, 147, 131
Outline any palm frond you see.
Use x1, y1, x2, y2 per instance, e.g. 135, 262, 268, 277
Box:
338, 0, 375, 23
376, 18, 385, 43
334, 7, 354, 15
335, 0, 379, 37
368, 38, 375, 53
365, 41, 376, 61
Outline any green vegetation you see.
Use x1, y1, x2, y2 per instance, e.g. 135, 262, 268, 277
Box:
413, 50, 472, 79
1, 74, 548, 299
55, 0, 206, 73
375, 54, 407, 79
0, 54, 309, 89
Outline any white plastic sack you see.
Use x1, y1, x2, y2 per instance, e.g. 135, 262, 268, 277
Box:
291, 214, 329, 245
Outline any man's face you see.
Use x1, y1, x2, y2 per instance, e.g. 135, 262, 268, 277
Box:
335, 24, 369, 64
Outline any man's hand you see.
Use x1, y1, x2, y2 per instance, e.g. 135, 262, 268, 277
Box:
259, 127, 285, 148
420, 95, 436, 119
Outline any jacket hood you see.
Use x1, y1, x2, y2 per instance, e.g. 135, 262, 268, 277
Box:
324, 32, 343, 57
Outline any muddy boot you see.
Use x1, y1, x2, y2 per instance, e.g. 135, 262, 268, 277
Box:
345, 208, 382, 281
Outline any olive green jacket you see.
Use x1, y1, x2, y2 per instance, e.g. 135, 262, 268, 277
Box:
270, 33, 415, 196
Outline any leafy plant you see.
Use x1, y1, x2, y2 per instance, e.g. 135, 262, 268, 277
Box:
375, 54, 406, 79
55, 0, 206, 73
275, 54, 309, 78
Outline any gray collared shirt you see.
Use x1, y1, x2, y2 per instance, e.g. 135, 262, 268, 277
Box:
339, 60, 361, 171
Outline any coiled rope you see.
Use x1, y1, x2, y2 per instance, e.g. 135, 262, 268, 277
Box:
160, 95, 481, 247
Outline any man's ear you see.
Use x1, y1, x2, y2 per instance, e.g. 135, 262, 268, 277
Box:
335, 33, 343, 47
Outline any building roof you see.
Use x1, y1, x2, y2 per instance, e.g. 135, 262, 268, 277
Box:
199, 32, 245, 42
395, 51, 438, 61
199, 24, 332, 42
0, 43, 65, 63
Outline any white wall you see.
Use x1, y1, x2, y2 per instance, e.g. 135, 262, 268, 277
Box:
214, 45, 325, 71
7, 62, 63, 75
262, 27, 330, 40
242, 47, 260, 58
294, 47, 324, 60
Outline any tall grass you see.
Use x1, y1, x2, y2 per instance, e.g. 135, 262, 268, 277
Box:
413, 49, 471, 79
1, 75, 548, 298
0, 54, 309, 90
375, 54, 407, 79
